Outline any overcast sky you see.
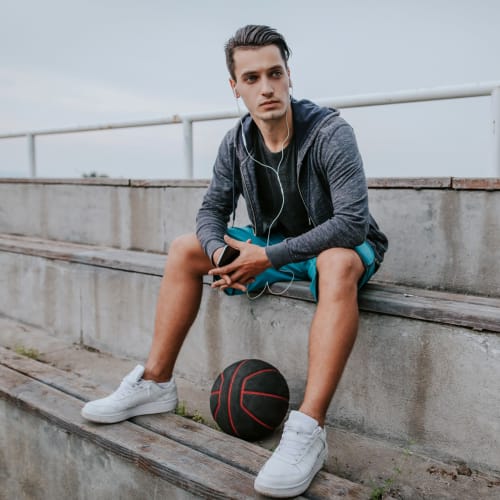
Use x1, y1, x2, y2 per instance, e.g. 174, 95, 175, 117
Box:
1, 0, 499, 179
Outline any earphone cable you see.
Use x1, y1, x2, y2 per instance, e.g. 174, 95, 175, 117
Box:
235, 98, 296, 299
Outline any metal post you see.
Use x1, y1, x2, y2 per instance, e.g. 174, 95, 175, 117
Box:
492, 87, 500, 177
182, 119, 193, 179
27, 133, 36, 177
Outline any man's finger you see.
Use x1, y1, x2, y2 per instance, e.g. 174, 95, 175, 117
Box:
228, 282, 247, 292
212, 278, 247, 292
223, 234, 247, 249
209, 263, 236, 276
211, 274, 232, 288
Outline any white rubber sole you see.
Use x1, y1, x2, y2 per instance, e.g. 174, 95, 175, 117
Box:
254, 447, 327, 498
81, 398, 178, 424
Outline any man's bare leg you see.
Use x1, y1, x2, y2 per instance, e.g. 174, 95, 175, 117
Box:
142, 233, 213, 382
299, 248, 365, 426
254, 247, 365, 496
80, 233, 211, 423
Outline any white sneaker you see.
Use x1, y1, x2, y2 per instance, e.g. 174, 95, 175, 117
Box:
254, 410, 328, 498
81, 365, 178, 423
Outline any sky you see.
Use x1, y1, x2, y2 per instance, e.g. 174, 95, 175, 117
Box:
1, 0, 499, 179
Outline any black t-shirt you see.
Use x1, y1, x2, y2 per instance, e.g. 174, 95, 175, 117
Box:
254, 130, 311, 238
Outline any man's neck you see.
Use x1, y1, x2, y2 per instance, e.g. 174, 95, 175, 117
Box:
254, 109, 294, 153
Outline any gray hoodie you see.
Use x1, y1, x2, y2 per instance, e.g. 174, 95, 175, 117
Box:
196, 98, 388, 269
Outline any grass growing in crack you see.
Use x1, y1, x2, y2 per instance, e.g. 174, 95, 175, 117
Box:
369, 441, 415, 499
370, 476, 397, 500
14, 345, 41, 360
175, 401, 188, 417
191, 410, 206, 424
175, 402, 212, 427
175, 402, 205, 423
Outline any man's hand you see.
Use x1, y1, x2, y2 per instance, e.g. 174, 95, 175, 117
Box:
209, 235, 272, 292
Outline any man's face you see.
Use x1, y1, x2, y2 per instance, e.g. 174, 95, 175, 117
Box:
230, 45, 291, 124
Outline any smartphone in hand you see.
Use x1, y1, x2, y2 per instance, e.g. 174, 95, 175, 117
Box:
213, 244, 240, 282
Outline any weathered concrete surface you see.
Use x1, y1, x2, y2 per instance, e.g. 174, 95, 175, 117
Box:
2, 234, 499, 332
1, 179, 499, 296
369, 188, 500, 297
0, 182, 205, 253
1, 177, 500, 481
2, 316, 500, 500
0, 253, 82, 343
0, 364, 268, 500
0, 345, 370, 500
0, 180, 249, 254
327, 427, 500, 500
1, 251, 499, 474
0, 401, 197, 500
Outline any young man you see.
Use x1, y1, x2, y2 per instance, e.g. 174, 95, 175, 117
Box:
82, 25, 388, 498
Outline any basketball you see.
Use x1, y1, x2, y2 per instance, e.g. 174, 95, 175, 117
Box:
210, 359, 290, 441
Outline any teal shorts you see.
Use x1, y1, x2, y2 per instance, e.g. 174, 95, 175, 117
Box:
223, 226, 378, 302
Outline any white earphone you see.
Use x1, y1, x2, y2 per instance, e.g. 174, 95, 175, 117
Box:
233, 92, 295, 300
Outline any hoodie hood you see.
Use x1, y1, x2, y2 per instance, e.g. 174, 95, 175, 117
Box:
238, 98, 340, 162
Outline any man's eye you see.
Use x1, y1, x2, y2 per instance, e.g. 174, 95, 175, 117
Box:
271, 71, 283, 78
245, 75, 257, 83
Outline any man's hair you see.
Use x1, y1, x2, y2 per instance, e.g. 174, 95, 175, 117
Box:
225, 25, 292, 80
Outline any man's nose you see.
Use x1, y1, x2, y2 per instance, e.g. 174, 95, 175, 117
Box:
260, 77, 274, 95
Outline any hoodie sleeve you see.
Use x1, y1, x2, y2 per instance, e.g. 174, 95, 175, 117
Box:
196, 129, 240, 262
265, 122, 369, 269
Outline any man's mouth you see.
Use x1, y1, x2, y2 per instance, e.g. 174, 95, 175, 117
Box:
260, 100, 280, 107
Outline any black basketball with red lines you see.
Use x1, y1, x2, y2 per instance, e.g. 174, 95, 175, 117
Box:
210, 359, 290, 441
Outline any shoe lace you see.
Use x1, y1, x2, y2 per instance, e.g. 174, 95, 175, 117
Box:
276, 424, 313, 462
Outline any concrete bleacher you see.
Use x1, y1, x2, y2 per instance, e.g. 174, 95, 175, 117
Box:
1, 177, 500, 499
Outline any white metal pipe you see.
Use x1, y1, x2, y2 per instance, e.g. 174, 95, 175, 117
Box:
492, 87, 500, 177
183, 119, 194, 179
181, 109, 239, 123
2, 81, 499, 140
27, 134, 36, 177
1, 81, 500, 178
316, 82, 499, 109
0, 86, 482, 131
0, 110, 239, 140
0, 116, 183, 139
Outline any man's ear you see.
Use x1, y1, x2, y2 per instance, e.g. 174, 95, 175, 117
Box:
229, 78, 239, 98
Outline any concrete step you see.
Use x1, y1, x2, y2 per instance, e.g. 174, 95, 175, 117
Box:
1, 316, 499, 499
0, 324, 370, 499
2, 233, 499, 333
1, 234, 500, 477
1, 177, 499, 297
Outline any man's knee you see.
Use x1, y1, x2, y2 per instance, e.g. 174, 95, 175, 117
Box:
169, 233, 200, 254
166, 233, 208, 268
316, 248, 364, 291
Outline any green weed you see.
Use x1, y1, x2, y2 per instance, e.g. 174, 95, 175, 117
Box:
369, 442, 414, 499
175, 403, 206, 424
14, 345, 40, 360
191, 410, 206, 424
175, 401, 188, 417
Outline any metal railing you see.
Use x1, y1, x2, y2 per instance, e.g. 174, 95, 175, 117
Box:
1, 81, 499, 178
